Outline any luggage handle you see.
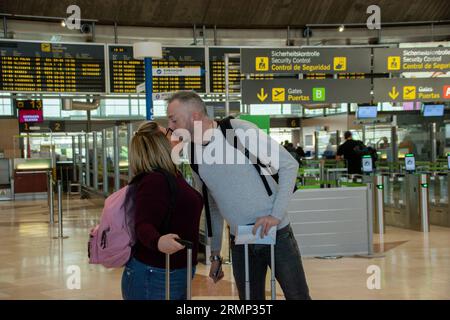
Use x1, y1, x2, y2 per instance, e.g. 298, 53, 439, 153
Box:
244, 243, 276, 300
175, 238, 193, 249
165, 238, 193, 301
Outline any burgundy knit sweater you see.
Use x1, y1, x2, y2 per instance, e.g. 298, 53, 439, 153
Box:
132, 171, 203, 269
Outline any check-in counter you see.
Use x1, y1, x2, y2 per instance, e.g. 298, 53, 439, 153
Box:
13, 158, 51, 199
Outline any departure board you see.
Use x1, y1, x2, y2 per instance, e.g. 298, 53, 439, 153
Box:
209, 47, 241, 93
0, 40, 105, 93
209, 47, 277, 94
108, 45, 206, 93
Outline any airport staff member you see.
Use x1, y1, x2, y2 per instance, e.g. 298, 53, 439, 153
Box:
166, 91, 311, 300
336, 131, 363, 174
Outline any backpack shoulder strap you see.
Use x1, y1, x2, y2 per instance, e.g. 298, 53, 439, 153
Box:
219, 117, 276, 196
217, 116, 234, 137
188, 143, 213, 237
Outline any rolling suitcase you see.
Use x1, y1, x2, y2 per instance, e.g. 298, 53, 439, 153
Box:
165, 239, 193, 300
243, 243, 277, 300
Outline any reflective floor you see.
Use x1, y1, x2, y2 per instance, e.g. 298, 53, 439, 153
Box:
0, 195, 449, 300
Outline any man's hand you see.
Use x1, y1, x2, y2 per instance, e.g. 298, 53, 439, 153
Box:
252, 216, 280, 238
209, 260, 224, 283
157, 234, 185, 254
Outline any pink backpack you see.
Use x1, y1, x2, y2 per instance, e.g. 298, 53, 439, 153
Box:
88, 186, 134, 268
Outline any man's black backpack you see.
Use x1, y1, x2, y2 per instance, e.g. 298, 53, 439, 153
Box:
189, 116, 296, 237
353, 140, 369, 156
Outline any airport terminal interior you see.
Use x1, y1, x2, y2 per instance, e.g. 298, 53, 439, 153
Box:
0, 0, 450, 300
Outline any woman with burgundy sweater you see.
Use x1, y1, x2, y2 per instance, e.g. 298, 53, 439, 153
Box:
121, 121, 203, 300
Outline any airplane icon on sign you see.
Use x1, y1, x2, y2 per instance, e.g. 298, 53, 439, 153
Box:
273, 89, 284, 96
272, 88, 285, 102
403, 86, 416, 100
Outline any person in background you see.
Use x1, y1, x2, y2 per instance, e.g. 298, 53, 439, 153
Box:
377, 137, 390, 150
285, 142, 300, 163
399, 135, 417, 155
323, 137, 337, 159
295, 145, 306, 166
336, 131, 363, 175
121, 121, 203, 300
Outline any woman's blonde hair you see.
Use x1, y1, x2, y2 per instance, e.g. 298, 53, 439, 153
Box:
129, 121, 177, 177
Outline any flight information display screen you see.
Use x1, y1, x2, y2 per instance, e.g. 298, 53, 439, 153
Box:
357, 106, 378, 119
209, 47, 274, 93
209, 47, 242, 93
422, 104, 445, 117
0, 40, 106, 93
108, 45, 206, 93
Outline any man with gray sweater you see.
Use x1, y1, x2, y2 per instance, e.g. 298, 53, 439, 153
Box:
167, 91, 310, 300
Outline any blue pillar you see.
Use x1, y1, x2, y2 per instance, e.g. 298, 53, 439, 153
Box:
144, 57, 153, 120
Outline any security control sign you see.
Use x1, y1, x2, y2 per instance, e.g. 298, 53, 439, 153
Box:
241, 79, 371, 104
373, 48, 450, 73
373, 78, 450, 102
241, 48, 371, 74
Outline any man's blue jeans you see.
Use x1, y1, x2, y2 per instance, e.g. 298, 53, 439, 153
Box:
231, 224, 311, 300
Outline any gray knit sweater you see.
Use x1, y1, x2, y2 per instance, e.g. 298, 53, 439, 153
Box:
190, 119, 299, 252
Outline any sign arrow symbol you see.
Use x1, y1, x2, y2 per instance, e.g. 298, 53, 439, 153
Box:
389, 86, 399, 100
257, 88, 268, 102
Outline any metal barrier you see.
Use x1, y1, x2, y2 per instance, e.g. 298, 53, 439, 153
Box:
372, 175, 385, 234
384, 173, 429, 232
429, 172, 450, 227
47, 171, 54, 224
53, 180, 69, 239
288, 186, 373, 257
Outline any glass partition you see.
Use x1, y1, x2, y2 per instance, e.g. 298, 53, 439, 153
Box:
396, 124, 428, 161
317, 131, 337, 159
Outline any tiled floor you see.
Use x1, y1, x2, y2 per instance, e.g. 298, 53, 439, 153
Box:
0, 195, 449, 300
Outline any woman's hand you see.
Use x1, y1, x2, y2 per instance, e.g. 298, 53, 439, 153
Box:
157, 234, 185, 254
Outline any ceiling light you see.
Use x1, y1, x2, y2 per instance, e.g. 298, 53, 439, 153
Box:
338, 24, 345, 32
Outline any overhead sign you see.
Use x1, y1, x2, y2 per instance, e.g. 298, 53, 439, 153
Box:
49, 121, 65, 132
135, 83, 173, 100
373, 78, 450, 102
241, 79, 371, 104
373, 47, 450, 73
108, 45, 206, 94
209, 47, 241, 93
208, 47, 288, 94
153, 92, 173, 100
0, 40, 106, 93
270, 117, 301, 128
241, 48, 372, 74
18, 109, 43, 123
15, 99, 43, 110
152, 67, 201, 76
